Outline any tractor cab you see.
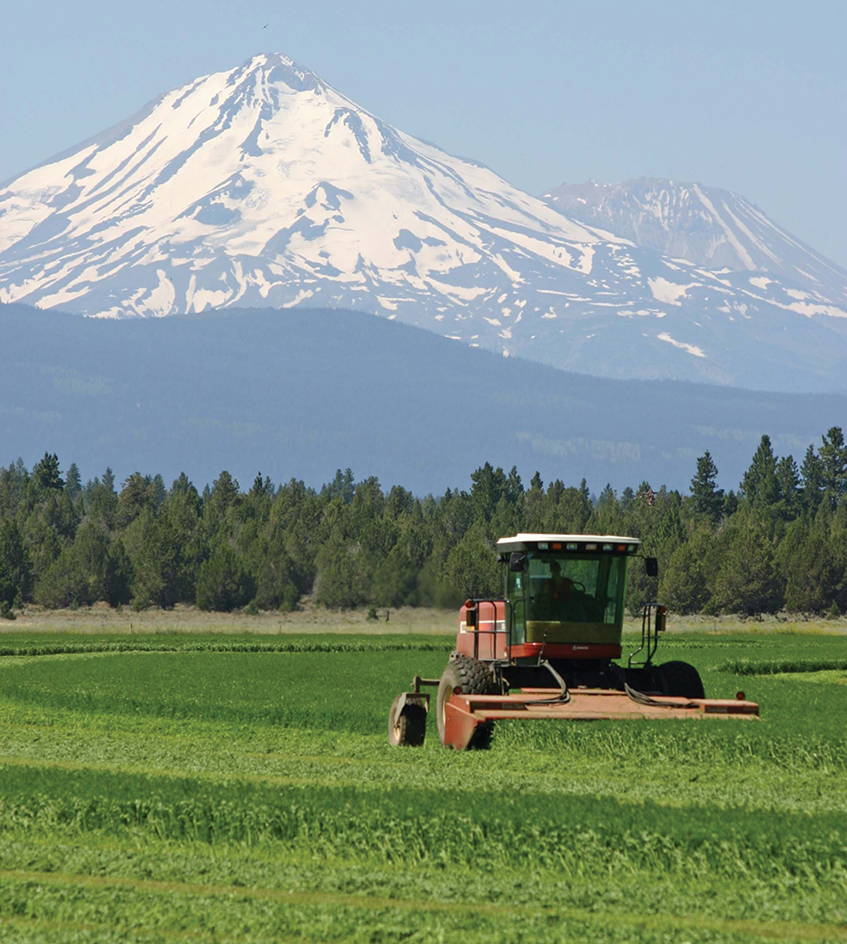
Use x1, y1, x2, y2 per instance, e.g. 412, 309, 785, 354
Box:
456, 534, 640, 664
501, 533, 638, 658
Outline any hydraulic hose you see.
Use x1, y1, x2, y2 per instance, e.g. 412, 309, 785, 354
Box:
523, 660, 571, 705
623, 682, 699, 709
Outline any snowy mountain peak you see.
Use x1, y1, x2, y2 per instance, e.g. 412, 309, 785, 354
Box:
542, 178, 847, 306
229, 52, 327, 95
0, 53, 603, 318
2, 57, 847, 393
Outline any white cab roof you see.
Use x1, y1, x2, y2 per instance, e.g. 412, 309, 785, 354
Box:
497, 533, 640, 548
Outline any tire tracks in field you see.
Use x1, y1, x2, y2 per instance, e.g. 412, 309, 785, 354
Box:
0, 912, 308, 944
0, 867, 843, 942
0, 754, 354, 791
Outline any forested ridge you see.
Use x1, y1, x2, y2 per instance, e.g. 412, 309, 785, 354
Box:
1, 426, 846, 619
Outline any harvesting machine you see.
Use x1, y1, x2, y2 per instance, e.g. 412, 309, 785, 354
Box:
389, 533, 759, 749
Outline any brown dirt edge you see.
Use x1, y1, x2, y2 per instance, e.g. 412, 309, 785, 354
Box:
3, 599, 846, 636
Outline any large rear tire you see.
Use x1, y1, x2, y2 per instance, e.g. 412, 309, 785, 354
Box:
388, 695, 427, 747
658, 661, 705, 699
436, 654, 499, 750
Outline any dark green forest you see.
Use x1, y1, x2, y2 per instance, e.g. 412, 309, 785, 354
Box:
1, 427, 846, 619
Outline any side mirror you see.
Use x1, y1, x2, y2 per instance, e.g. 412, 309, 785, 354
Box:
645, 557, 659, 578
509, 552, 526, 573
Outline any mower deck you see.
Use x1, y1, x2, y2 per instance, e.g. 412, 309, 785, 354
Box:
443, 688, 759, 749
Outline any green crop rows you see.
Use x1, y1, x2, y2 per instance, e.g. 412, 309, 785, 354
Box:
0, 632, 845, 942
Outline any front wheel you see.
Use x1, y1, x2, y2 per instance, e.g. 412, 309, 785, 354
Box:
388, 695, 427, 747
436, 654, 499, 750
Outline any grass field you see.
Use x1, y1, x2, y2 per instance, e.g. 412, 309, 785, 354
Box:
0, 623, 845, 942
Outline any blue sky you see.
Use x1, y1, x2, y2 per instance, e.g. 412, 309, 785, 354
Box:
2, 0, 845, 266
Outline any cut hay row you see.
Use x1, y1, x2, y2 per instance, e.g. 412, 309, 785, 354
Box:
0, 639, 454, 658
719, 657, 847, 675
1, 763, 845, 886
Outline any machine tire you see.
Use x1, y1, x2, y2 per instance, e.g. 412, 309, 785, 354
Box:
388, 695, 427, 747
658, 661, 705, 699
437, 654, 498, 750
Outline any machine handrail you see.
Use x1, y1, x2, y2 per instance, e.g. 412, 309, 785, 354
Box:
628, 601, 663, 668
464, 598, 513, 660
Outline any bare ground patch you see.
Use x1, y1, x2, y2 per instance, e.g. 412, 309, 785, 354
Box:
3, 603, 846, 637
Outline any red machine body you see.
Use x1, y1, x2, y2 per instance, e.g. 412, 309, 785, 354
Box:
456, 600, 622, 662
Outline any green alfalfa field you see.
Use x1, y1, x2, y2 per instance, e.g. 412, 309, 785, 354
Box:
0, 617, 846, 943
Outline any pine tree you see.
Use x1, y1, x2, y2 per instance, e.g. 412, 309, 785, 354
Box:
34, 523, 109, 608
505, 466, 524, 505
523, 473, 546, 532
384, 485, 414, 520
116, 473, 157, 529
469, 463, 507, 522
32, 453, 64, 492
195, 543, 255, 611
819, 426, 847, 504
722, 490, 739, 518
775, 456, 801, 520
443, 523, 500, 599
105, 539, 133, 607
741, 435, 780, 507
689, 451, 724, 524
254, 527, 300, 612
547, 479, 564, 507
371, 544, 418, 608
800, 444, 823, 509
88, 473, 118, 530
661, 532, 713, 614
171, 472, 191, 495
314, 526, 367, 608
589, 484, 623, 535
65, 463, 82, 501
21, 507, 63, 585
249, 472, 275, 499
131, 513, 185, 608
548, 487, 591, 534
0, 459, 29, 518
710, 513, 783, 615
322, 469, 356, 504
0, 520, 32, 607
205, 471, 241, 527
151, 474, 167, 508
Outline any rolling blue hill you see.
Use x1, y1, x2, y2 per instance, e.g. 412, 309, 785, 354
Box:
1, 302, 844, 494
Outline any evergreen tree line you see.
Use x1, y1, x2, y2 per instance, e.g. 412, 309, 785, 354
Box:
0, 426, 846, 619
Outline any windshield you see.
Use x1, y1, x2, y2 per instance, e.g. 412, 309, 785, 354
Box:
506, 553, 628, 642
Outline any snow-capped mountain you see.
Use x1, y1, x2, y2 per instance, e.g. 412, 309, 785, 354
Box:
542, 178, 847, 307
2, 54, 847, 392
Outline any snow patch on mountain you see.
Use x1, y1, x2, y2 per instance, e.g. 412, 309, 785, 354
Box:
657, 332, 707, 358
